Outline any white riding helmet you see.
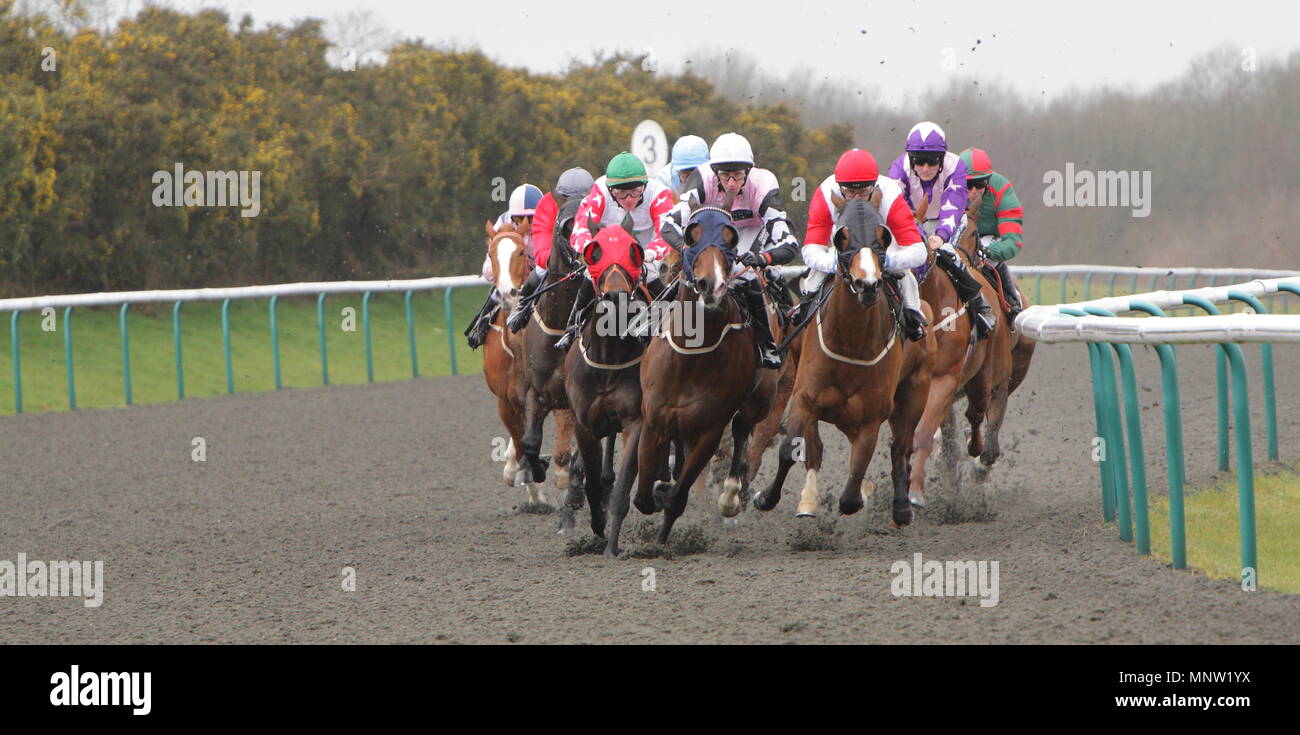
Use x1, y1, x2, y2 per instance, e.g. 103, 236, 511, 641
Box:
708, 132, 754, 170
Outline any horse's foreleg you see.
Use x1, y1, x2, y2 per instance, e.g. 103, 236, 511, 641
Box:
551, 409, 575, 492
964, 373, 992, 459
744, 360, 794, 487
839, 419, 883, 516
794, 414, 825, 518
910, 373, 960, 507
753, 397, 812, 512
567, 423, 604, 537
520, 390, 549, 485
719, 412, 756, 518
604, 422, 643, 557
980, 381, 1011, 467
889, 377, 930, 528
633, 424, 669, 517
660, 426, 725, 544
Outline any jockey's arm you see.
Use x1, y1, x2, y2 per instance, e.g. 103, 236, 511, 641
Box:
986, 177, 1025, 261
882, 192, 927, 271
800, 191, 837, 274
643, 185, 678, 263
751, 188, 799, 266
933, 161, 968, 243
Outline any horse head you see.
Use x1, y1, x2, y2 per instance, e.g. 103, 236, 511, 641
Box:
832, 198, 888, 307
485, 218, 531, 308
681, 204, 738, 308
548, 196, 584, 273
955, 185, 985, 262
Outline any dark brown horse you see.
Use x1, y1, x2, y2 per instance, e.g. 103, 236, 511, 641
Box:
516, 199, 584, 503
604, 205, 775, 556
752, 198, 935, 527
907, 190, 1012, 505
561, 225, 650, 537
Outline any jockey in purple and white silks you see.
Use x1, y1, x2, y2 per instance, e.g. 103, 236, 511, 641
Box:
885, 122, 995, 337
661, 132, 798, 369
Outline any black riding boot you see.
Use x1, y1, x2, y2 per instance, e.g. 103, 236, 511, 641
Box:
996, 260, 1023, 330
464, 291, 499, 349
646, 277, 666, 300
936, 249, 996, 338
743, 280, 782, 369
554, 278, 595, 351
506, 269, 544, 332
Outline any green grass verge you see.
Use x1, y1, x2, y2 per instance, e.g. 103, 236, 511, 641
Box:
0, 286, 492, 415
1147, 464, 1300, 594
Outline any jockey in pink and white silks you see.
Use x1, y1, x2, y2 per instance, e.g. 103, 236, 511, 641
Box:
799, 148, 930, 341
885, 121, 995, 336
659, 132, 797, 368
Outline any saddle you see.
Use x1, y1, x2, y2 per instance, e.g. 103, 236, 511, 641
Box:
977, 255, 1016, 315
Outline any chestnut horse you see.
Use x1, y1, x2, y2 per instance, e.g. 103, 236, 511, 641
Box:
604, 205, 776, 556
907, 190, 1012, 505
561, 225, 650, 537
517, 199, 584, 509
752, 198, 934, 527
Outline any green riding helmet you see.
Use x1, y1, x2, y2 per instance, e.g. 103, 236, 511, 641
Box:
605, 152, 649, 187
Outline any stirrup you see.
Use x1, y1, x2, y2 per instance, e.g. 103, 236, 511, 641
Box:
506, 303, 532, 333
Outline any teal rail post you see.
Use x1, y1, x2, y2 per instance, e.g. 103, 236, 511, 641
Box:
1128, 300, 1187, 568
222, 299, 234, 394
1107, 273, 1118, 297
362, 291, 375, 383
1182, 295, 1229, 470
444, 288, 458, 376
1084, 272, 1094, 300
10, 311, 22, 413
63, 306, 75, 410
1060, 307, 1117, 523
1222, 343, 1258, 584
1188, 274, 1199, 289
119, 303, 132, 405
1227, 290, 1278, 462
405, 290, 419, 378
1129, 273, 1139, 295
269, 296, 282, 390
1149, 274, 1160, 291
317, 293, 329, 386
1058, 273, 1068, 303
172, 301, 185, 400
1085, 306, 1150, 554
1034, 274, 1042, 304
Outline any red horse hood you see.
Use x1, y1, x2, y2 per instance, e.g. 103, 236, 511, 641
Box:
584, 226, 643, 285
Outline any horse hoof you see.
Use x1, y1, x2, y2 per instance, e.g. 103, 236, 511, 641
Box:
554, 469, 570, 490
633, 496, 657, 515
909, 492, 926, 508
891, 505, 914, 528
751, 492, 774, 512
513, 468, 530, 487
838, 497, 863, 516
718, 494, 742, 519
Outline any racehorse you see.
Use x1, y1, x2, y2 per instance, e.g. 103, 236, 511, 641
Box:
752, 196, 935, 528
907, 191, 1012, 505
604, 204, 776, 556
561, 223, 651, 537
516, 198, 584, 510
479, 219, 549, 503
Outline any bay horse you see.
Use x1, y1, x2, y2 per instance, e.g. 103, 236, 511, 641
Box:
752, 197, 934, 528
516, 198, 584, 508
907, 190, 1012, 506
561, 224, 651, 538
604, 204, 776, 556
479, 219, 549, 503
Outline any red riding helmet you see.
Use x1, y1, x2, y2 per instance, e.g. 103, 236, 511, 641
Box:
834, 149, 878, 186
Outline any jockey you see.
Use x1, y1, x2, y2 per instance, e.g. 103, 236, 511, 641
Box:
504, 167, 595, 331
887, 121, 995, 337
465, 183, 543, 348
959, 146, 1025, 324
653, 134, 709, 195
554, 152, 676, 351
663, 132, 797, 368
798, 148, 929, 341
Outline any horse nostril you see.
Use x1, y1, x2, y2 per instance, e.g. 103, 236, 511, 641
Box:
853, 278, 865, 292
510, 288, 519, 297
694, 278, 707, 294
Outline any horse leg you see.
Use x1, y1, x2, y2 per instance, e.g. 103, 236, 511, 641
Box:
604, 423, 643, 557
744, 364, 793, 487
753, 395, 814, 512
910, 373, 960, 507
794, 414, 826, 518
567, 422, 604, 537
520, 390, 549, 485
980, 381, 1011, 467
601, 433, 617, 496
659, 426, 726, 544
889, 377, 930, 528
838, 419, 883, 516
964, 370, 992, 460
719, 412, 756, 518
551, 409, 575, 492
634, 424, 670, 516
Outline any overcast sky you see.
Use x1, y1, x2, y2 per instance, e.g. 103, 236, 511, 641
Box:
182, 0, 1293, 110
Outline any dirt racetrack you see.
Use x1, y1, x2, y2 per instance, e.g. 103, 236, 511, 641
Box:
2, 339, 1297, 644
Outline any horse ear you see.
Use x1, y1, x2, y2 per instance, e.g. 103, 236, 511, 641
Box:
587, 215, 600, 235
830, 192, 845, 210
684, 222, 700, 247
722, 225, 738, 248
619, 211, 635, 238
721, 189, 736, 212
832, 225, 847, 251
